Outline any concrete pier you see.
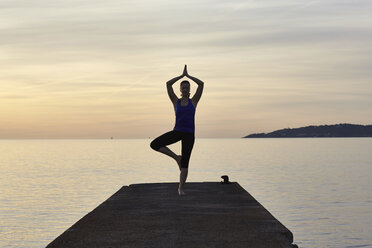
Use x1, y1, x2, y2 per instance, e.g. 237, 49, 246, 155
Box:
46, 182, 297, 248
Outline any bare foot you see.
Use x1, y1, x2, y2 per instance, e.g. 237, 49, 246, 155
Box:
175, 155, 182, 170
178, 187, 186, 196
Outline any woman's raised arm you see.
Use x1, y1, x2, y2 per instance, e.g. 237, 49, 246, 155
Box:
166, 74, 182, 105
184, 66, 204, 107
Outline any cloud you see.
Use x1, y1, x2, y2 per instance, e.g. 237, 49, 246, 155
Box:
0, 94, 32, 99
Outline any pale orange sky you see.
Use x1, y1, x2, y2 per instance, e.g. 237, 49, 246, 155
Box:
1, 1, 372, 138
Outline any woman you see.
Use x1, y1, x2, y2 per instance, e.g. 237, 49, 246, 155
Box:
150, 65, 204, 196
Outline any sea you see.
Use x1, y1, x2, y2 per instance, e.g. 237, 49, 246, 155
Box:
0, 138, 371, 248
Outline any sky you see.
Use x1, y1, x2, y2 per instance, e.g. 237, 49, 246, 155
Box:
1, 0, 371, 138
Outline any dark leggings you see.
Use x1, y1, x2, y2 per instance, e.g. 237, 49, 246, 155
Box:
150, 130, 195, 168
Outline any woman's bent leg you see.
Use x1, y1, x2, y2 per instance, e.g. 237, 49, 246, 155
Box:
150, 131, 182, 168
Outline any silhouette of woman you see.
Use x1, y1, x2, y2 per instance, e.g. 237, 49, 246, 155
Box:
150, 65, 204, 195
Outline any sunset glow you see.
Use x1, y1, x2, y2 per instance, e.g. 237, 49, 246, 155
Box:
1, 0, 371, 138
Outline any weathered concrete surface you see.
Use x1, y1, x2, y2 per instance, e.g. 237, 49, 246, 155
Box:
47, 182, 297, 248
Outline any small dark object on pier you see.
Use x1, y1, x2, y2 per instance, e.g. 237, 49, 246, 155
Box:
221, 175, 231, 184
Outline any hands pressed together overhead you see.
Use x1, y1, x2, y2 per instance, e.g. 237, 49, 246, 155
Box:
166, 64, 204, 87
182, 64, 189, 77
181, 65, 204, 86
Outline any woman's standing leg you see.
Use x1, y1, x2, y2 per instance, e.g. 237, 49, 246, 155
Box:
178, 133, 195, 195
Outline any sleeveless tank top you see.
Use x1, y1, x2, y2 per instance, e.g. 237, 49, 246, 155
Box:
173, 99, 195, 134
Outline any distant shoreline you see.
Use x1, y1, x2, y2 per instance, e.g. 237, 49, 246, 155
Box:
243, 123, 372, 138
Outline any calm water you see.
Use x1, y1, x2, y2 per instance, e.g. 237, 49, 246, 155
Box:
0, 138, 371, 248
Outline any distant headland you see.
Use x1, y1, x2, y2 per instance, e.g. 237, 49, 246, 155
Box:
244, 124, 372, 138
